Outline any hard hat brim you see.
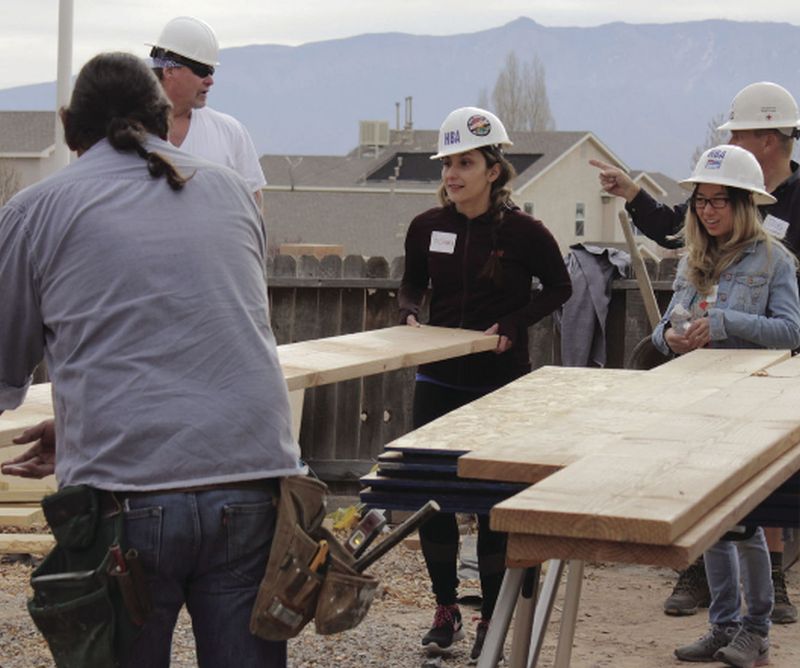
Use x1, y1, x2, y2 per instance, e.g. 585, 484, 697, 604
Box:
430, 141, 514, 161
679, 176, 777, 206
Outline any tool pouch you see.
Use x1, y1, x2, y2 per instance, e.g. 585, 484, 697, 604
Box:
250, 476, 378, 640
27, 486, 150, 668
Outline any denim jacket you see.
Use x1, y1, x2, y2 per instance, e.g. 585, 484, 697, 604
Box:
653, 240, 800, 354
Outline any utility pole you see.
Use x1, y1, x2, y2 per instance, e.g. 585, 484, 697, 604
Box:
54, 0, 74, 169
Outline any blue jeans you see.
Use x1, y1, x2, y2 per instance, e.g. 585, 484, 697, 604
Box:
704, 527, 773, 635
119, 483, 285, 668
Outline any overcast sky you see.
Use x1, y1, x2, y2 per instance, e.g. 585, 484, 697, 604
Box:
2, 1, 800, 91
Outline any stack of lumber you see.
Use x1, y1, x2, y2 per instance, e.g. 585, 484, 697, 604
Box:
382, 349, 800, 569
0, 383, 55, 553
0, 325, 498, 554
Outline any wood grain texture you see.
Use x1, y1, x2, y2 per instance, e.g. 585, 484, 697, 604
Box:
505, 440, 800, 569
0, 533, 54, 554
0, 383, 53, 448
489, 367, 800, 544
387, 366, 640, 458
0, 325, 498, 449
0, 443, 57, 500
456, 349, 788, 483
0, 506, 44, 527
279, 325, 499, 391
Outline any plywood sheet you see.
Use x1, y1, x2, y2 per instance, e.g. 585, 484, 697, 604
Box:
456, 349, 789, 483
490, 372, 800, 544
386, 366, 641, 458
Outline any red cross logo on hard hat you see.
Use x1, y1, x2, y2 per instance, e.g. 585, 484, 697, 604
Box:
766, 113, 773, 120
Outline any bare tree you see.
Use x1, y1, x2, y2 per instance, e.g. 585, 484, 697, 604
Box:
522, 56, 555, 132
490, 51, 555, 132
691, 113, 727, 169
476, 87, 490, 110
0, 159, 21, 206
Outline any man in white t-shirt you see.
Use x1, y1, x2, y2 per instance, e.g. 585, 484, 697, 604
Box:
149, 16, 266, 206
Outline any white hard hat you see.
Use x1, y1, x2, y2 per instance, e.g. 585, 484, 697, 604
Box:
430, 107, 513, 160
148, 16, 219, 66
717, 81, 800, 136
680, 144, 776, 205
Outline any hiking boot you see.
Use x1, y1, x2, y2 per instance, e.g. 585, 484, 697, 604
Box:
771, 566, 798, 624
664, 558, 711, 616
713, 627, 769, 668
422, 604, 464, 654
468, 618, 493, 665
674, 624, 738, 662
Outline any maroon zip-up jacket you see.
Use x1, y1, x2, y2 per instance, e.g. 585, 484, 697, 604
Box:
398, 204, 572, 388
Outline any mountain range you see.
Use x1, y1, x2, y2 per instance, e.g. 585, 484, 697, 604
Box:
1, 17, 799, 179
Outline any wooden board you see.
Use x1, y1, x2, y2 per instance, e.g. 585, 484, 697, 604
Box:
0, 533, 54, 554
488, 370, 800, 544
0, 443, 58, 495
504, 439, 800, 570
0, 325, 499, 445
279, 325, 499, 391
0, 383, 53, 448
0, 506, 44, 527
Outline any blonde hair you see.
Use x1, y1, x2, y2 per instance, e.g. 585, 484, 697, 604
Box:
683, 185, 780, 294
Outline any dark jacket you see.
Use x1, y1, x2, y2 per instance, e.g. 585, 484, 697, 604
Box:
398, 204, 571, 388
626, 160, 800, 257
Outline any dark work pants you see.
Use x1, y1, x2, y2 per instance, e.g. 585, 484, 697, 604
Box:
413, 380, 508, 620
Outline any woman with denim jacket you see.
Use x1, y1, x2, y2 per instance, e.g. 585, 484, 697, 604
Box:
653, 145, 800, 668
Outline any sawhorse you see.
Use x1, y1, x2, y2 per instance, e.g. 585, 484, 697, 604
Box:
478, 560, 584, 668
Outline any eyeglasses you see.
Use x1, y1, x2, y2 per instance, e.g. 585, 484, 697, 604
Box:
691, 195, 730, 210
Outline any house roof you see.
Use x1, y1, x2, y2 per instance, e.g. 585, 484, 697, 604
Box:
261, 129, 607, 192
0, 111, 56, 156
632, 170, 685, 206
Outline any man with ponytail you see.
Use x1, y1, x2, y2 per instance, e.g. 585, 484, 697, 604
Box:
0, 52, 301, 667
398, 106, 571, 663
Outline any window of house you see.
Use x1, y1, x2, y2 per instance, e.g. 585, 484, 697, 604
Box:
575, 203, 585, 237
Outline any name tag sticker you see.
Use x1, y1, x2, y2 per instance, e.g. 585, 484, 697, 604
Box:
429, 231, 457, 254
763, 214, 789, 240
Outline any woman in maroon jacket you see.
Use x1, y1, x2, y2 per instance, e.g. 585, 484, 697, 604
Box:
398, 106, 571, 662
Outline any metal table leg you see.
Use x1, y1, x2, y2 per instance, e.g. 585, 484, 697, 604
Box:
527, 560, 566, 667
554, 560, 584, 668
509, 566, 540, 668
477, 567, 525, 668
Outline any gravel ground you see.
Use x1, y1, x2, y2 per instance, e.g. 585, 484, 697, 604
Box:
1, 523, 798, 667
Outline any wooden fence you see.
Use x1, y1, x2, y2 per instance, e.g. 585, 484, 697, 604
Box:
267, 253, 679, 492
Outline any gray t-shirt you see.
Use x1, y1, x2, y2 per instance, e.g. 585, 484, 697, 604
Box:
0, 136, 302, 490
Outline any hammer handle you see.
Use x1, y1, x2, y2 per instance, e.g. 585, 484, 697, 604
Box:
354, 500, 440, 572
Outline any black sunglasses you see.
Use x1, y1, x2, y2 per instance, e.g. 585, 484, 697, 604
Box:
178, 58, 215, 79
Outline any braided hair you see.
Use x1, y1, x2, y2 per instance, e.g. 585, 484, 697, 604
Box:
437, 145, 517, 287
61, 52, 188, 191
